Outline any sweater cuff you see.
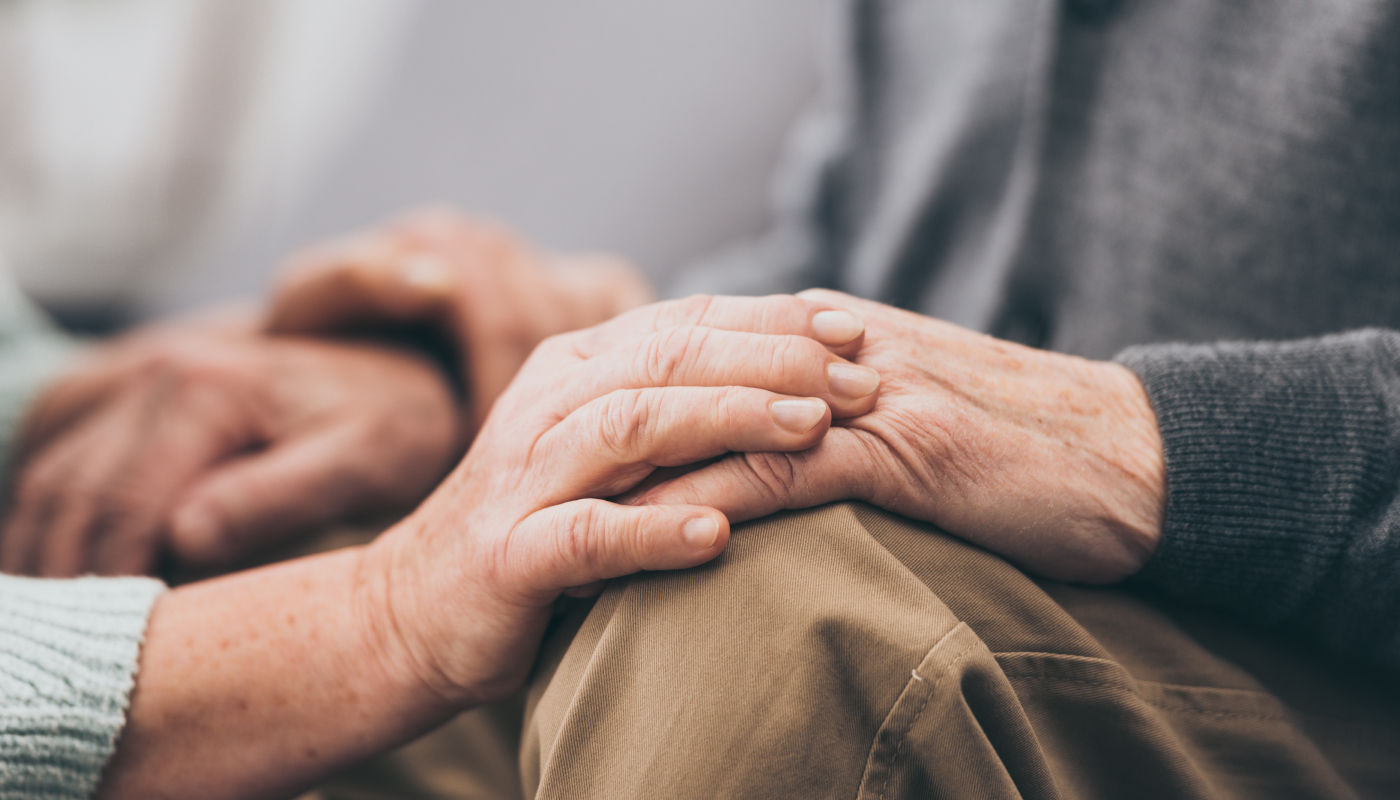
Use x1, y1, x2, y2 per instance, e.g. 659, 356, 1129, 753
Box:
0, 575, 167, 799
1116, 331, 1400, 629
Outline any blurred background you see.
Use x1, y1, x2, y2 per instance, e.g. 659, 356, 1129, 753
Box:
0, 0, 825, 331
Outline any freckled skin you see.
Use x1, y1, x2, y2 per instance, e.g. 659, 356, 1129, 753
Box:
94, 294, 868, 800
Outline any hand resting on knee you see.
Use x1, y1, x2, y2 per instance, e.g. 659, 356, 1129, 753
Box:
93, 293, 879, 800
630, 289, 1167, 585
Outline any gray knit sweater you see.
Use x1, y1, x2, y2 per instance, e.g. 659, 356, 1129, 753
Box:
0, 266, 165, 798
678, 0, 1400, 668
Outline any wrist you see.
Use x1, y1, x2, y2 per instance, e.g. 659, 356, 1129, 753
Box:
99, 546, 471, 799
355, 511, 538, 709
353, 528, 475, 708
1095, 362, 1167, 579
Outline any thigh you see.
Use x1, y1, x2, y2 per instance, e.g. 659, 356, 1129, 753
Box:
300, 695, 526, 800
521, 502, 1400, 800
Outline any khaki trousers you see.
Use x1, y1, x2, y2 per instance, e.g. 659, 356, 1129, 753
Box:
310, 503, 1400, 799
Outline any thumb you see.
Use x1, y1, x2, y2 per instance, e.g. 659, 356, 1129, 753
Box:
508, 499, 729, 598
268, 248, 457, 336
167, 434, 366, 567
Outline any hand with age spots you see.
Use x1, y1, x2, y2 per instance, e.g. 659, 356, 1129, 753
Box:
3, 318, 463, 577
4, 208, 649, 579
94, 294, 881, 800
630, 289, 1168, 585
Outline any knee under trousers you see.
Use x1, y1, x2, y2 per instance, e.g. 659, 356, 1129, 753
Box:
305, 503, 1400, 800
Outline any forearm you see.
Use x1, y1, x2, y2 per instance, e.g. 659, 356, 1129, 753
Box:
95, 547, 460, 800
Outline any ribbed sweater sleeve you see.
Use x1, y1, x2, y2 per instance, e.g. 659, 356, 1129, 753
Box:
0, 575, 166, 799
1117, 329, 1400, 669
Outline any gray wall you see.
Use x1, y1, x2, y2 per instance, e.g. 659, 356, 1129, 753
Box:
153, 0, 824, 313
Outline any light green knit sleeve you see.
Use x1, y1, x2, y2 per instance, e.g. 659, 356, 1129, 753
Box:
0, 574, 166, 799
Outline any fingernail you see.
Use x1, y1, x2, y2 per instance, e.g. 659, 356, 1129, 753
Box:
827, 363, 881, 399
401, 254, 454, 294
811, 309, 864, 345
683, 517, 720, 549
770, 398, 827, 433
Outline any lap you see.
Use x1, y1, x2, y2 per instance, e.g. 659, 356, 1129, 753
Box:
293, 503, 1400, 799
522, 502, 1400, 800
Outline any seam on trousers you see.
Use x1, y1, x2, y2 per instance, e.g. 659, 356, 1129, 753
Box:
998, 650, 1400, 741
854, 622, 984, 800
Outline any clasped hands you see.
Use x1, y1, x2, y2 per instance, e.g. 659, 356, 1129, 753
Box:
632, 291, 1168, 585
4, 209, 1166, 603
265, 210, 1167, 587
89, 295, 882, 800
2, 211, 648, 576
363, 294, 882, 703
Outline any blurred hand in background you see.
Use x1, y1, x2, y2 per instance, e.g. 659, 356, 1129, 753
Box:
2, 315, 462, 577
267, 208, 655, 433
2, 208, 652, 578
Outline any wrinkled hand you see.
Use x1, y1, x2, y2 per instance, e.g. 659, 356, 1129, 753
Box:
2, 325, 462, 576
360, 294, 882, 704
266, 208, 655, 433
632, 290, 1167, 585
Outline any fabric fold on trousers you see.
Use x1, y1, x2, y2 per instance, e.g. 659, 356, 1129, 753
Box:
522, 502, 1400, 800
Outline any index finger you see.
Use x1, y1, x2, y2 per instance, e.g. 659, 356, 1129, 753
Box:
557, 294, 867, 363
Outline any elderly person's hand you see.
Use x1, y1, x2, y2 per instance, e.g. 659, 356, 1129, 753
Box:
265, 207, 655, 434
97, 294, 879, 799
2, 322, 463, 576
363, 293, 880, 703
630, 289, 1167, 585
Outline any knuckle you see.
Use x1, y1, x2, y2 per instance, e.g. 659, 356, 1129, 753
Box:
553, 501, 604, 574
768, 334, 824, 381
741, 451, 802, 501
751, 293, 801, 327
595, 390, 651, 457
641, 325, 710, 385
848, 431, 903, 505
712, 385, 747, 432
565, 503, 653, 571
